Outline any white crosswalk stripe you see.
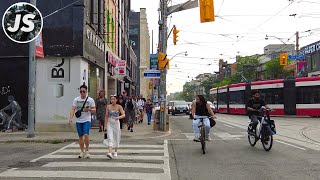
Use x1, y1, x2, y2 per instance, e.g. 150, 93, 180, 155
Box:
182, 132, 246, 140
0, 140, 171, 180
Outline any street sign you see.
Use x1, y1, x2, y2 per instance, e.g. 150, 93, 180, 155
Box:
150, 54, 158, 70
144, 70, 161, 79
288, 55, 305, 60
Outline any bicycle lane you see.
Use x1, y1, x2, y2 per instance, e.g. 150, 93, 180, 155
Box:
216, 114, 320, 151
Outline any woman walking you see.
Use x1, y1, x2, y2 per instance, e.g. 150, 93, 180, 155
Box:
104, 95, 125, 159
117, 95, 126, 129
95, 90, 107, 132
145, 99, 154, 125
69, 84, 96, 158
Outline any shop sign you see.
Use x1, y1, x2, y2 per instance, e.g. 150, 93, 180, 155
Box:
86, 29, 104, 52
115, 60, 126, 77
303, 40, 320, 55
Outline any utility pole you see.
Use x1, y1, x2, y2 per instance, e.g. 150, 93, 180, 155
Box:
295, 31, 300, 77
27, 0, 36, 138
158, 0, 198, 131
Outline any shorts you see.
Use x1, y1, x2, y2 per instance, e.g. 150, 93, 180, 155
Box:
76, 121, 91, 137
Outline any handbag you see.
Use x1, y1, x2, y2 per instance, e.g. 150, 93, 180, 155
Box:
75, 96, 89, 118
209, 117, 216, 127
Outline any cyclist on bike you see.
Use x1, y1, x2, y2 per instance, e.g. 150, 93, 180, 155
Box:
191, 95, 216, 141
246, 90, 270, 135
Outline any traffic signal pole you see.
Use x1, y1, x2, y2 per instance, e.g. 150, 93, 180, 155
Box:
158, 0, 198, 131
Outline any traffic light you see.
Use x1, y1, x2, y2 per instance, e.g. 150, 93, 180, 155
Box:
279, 53, 288, 66
166, 58, 170, 70
158, 53, 170, 70
186, 92, 189, 97
173, 26, 179, 45
199, 0, 215, 23
149, 81, 153, 89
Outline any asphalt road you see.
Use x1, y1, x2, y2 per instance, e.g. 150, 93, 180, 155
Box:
168, 114, 320, 180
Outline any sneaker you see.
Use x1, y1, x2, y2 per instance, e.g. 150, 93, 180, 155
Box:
78, 151, 85, 158
193, 137, 200, 142
107, 153, 113, 159
112, 152, 118, 157
130, 129, 133, 132
148, 123, 151, 125
206, 135, 212, 141
127, 126, 130, 130
84, 151, 91, 159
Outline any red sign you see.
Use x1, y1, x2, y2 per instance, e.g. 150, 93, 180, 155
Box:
35, 32, 44, 58
107, 52, 119, 67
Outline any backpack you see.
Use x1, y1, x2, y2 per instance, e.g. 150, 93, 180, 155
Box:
126, 100, 134, 110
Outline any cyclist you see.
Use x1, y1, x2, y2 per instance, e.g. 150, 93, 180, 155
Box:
246, 90, 270, 135
191, 95, 216, 141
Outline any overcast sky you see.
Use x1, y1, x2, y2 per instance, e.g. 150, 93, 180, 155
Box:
131, 0, 320, 94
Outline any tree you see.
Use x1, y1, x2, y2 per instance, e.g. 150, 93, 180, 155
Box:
263, 59, 295, 79
236, 55, 260, 82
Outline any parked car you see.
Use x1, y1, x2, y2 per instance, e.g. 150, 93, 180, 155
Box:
171, 101, 188, 115
207, 101, 217, 113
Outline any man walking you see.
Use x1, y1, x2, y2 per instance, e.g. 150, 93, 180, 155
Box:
125, 96, 135, 132
69, 84, 96, 158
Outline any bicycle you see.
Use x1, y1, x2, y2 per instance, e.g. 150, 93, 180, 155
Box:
247, 108, 276, 151
193, 116, 209, 154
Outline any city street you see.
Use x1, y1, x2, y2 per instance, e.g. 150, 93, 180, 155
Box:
168, 114, 320, 180
0, 114, 319, 179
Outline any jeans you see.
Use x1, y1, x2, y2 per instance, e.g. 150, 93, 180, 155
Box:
250, 115, 261, 132
146, 112, 152, 124
192, 118, 210, 139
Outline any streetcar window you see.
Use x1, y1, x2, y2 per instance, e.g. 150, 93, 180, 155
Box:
218, 92, 227, 105
229, 90, 245, 104
258, 88, 284, 104
297, 85, 320, 104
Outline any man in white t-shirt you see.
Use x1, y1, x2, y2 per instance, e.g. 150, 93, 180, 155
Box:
69, 84, 96, 159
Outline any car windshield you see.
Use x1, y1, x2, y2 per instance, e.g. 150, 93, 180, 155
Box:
174, 101, 187, 106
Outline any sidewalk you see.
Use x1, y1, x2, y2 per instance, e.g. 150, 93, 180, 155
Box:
0, 120, 171, 143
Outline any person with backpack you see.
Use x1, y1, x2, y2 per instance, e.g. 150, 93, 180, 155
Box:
125, 96, 135, 132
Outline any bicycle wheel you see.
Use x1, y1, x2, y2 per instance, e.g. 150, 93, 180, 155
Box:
247, 125, 256, 147
262, 127, 273, 151
200, 125, 206, 154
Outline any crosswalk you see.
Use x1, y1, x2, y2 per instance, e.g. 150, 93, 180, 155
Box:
0, 140, 171, 180
182, 132, 247, 140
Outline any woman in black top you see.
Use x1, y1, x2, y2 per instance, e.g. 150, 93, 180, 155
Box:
191, 95, 216, 141
95, 90, 108, 132
117, 95, 126, 129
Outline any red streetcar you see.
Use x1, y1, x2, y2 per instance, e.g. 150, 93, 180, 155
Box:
210, 77, 320, 117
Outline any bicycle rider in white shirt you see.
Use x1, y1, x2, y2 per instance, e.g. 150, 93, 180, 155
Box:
191, 95, 216, 141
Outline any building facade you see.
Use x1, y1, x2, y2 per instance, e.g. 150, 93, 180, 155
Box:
139, 8, 151, 98
301, 40, 320, 77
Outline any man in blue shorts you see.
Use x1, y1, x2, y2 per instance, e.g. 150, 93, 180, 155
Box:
69, 84, 96, 158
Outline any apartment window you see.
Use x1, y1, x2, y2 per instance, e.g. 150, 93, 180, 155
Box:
90, 0, 94, 24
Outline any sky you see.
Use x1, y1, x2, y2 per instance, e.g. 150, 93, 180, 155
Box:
131, 0, 320, 94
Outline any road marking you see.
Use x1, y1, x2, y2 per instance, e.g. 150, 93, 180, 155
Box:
163, 140, 171, 180
43, 162, 164, 169
223, 124, 235, 128
60, 149, 164, 154
213, 132, 244, 140
68, 144, 164, 148
0, 169, 167, 180
275, 140, 307, 151
30, 142, 75, 162
36, 154, 164, 160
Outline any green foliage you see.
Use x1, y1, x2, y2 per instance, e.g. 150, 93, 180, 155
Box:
264, 59, 295, 79
236, 55, 260, 82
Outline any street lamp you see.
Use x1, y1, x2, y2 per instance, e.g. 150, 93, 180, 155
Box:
265, 34, 287, 45
169, 51, 188, 61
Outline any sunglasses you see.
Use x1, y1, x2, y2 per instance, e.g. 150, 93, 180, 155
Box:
80, 90, 86, 93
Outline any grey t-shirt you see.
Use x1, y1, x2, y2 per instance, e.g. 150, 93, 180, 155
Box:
72, 96, 95, 123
